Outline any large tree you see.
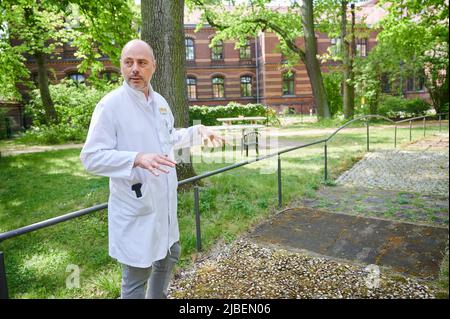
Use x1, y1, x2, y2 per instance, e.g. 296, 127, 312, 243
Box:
141, 0, 198, 181
0, 0, 68, 123
0, 0, 137, 121
190, 0, 331, 118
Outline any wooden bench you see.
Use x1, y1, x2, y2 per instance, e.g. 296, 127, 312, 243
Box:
216, 116, 266, 126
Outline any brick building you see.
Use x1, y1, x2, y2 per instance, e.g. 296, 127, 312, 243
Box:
183, 1, 384, 113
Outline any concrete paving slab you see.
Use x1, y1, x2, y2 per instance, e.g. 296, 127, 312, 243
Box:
249, 207, 448, 278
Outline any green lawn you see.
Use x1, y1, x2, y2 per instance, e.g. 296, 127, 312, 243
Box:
0, 122, 447, 298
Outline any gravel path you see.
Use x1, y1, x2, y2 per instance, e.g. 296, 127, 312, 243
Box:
0, 143, 83, 156
336, 150, 449, 196
169, 239, 436, 299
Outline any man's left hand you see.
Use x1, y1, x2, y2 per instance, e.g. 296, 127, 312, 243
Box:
198, 125, 226, 147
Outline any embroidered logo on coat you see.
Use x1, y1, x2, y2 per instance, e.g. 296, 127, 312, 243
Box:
159, 107, 167, 114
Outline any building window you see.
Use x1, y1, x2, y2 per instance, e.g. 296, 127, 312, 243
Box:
102, 71, 119, 83
406, 73, 425, 92
186, 76, 197, 100
381, 74, 391, 93
68, 73, 85, 83
212, 76, 225, 98
185, 38, 195, 61
356, 38, 368, 57
330, 38, 341, 55
240, 76, 252, 97
211, 40, 224, 60
282, 72, 295, 96
239, 40, 251, 60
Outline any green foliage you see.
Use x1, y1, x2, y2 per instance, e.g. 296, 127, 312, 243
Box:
0, 0, 138, 100
20, 80, 118, 144
0, 0, 68, 99
353, 56, 382, 115
323, 71, 343, 116
377, 95, 431, 119
189, 102, 279, 126
62, 0, 139, 76
373, 0, 449, 112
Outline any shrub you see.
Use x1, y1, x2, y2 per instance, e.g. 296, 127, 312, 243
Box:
323, 72, 343, 117
404, 98, 432, 117
377, 95, 431, 119
21, 80, 118, 144
189, 102, 279, 126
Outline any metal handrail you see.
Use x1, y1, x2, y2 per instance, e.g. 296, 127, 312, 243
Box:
395, 113, 447, 124
0, 112, 448, 299
325, 115, 395, 143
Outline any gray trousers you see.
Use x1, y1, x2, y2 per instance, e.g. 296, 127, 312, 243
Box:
120, 242, 181, 299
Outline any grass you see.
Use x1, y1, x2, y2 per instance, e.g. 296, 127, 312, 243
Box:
0, 122, 448, 298
435, 250, 449, 299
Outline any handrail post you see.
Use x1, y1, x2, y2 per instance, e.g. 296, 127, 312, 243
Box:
394, 125, 397, 148
324, 142, 328, 181
0, 251, 8, 299
423, 117, 426, 137
366, 119, 370, 151
409, 120, 412, 141
439, 114, 442, 132
194, 186, 202, 251
277, 155, 282, 208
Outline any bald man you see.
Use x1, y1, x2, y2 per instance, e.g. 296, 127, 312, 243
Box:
80, 39, 223, 299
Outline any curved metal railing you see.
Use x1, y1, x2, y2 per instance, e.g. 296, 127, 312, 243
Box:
0, 112, 448, 298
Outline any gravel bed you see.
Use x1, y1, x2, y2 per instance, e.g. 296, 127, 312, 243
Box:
336, 150, 449, 196
169, 239, 436, 299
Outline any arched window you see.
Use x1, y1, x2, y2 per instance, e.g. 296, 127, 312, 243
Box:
240, 76, 253, 97
282, 72, 295, 96
68, 73, 85, 83
211, 40, 224, 60
239, 40, 251, 60
186, 76, 197, 100
185, 38, 195, 61
212, 76, 225, 98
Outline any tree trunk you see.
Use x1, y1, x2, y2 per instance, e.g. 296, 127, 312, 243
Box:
141, 0, 197, 183
34, 51, 57, 123
341, 1, 355, 119
300, 0, 330, 118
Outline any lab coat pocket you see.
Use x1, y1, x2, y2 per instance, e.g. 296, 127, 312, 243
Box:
117, 180, 155, 217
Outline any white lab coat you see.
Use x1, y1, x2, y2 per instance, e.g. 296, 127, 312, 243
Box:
80, 81, 201, 268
